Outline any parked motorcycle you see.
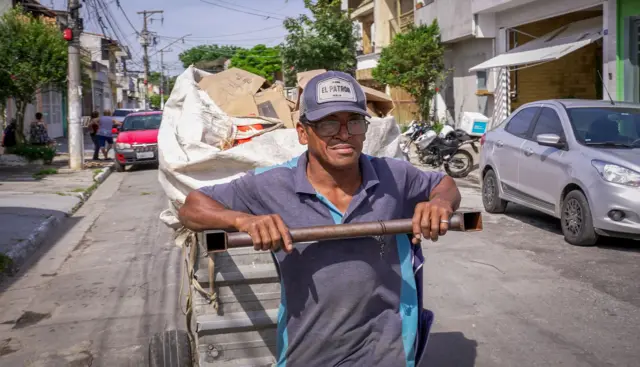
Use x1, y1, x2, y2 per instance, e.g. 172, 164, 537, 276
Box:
400, 121, 431, 155
415, 128, 479, 178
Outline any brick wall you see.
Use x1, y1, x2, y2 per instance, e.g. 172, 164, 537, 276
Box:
509, 10, 602, 110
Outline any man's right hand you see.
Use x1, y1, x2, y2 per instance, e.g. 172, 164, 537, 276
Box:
234, 214, 293, 253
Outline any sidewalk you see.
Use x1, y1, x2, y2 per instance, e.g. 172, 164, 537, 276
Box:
0, 133, 114, 275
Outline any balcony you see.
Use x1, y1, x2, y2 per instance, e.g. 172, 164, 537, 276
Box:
356, 52, 380, 71
471, 0, 538, 14
349, 0, 374, 19
400, 10, 414, 32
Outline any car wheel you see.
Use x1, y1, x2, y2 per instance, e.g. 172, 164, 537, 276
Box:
561, 190, 598, 246
114, 159, 125, 172
482, 169, 508, 213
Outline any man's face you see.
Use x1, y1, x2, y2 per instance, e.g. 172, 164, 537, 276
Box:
296, 112, 368, 170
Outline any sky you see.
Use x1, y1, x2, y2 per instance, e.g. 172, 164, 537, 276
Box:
48, 0, 311, 76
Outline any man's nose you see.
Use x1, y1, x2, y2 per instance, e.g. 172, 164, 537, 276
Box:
335, 123, 350, 140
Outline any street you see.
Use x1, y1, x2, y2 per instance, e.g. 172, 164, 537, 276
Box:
0, 167, 183, 366
0, 169, 638, 366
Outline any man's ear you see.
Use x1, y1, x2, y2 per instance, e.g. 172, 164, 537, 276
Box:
296, 122, 309, 145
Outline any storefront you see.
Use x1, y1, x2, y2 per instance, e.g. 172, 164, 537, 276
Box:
470, 0, 613, 125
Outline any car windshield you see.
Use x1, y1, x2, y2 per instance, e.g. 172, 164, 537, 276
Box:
121, 114, 162, 131
113, 109, 133, 117
566, 107, 640, 148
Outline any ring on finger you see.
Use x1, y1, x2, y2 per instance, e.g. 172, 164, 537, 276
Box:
440, 219, 449, 224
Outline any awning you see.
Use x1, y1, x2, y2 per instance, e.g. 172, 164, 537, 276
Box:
469, 16, 603, 72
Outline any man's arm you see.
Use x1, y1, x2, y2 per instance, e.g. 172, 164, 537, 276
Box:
429, 175, 461, 211
402, 162, 462, 243
178, 190, 252, 232
178, 173, 293, 252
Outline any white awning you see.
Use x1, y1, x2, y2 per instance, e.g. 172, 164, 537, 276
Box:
469, 16, 603, 72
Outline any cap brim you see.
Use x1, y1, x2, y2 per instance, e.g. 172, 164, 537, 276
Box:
305, 105, 370, 122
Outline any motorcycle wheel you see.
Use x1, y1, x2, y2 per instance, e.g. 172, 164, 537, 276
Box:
444, 150, 473, 178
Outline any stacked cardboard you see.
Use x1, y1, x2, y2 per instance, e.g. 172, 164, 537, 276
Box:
198, 67, 395, 132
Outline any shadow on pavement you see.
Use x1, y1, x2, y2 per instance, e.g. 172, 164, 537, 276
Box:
420, 331, 478, 367
0, 212, 82, 293
504, 203, 640, 252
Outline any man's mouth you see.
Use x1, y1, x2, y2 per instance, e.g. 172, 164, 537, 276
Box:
330, 144, 355, 154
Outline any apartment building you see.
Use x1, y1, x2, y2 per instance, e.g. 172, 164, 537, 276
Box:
416, 0, 617, 127
343, 0, 418, 123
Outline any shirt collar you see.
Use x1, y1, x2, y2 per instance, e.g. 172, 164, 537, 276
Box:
293, 152, 380, 195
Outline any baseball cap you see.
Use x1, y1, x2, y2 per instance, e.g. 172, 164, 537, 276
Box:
300, 71, 370, 122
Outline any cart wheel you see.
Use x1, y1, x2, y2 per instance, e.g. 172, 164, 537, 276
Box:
148, 329, 193, 367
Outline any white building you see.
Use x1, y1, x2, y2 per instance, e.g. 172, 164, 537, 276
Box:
415, 0, 616, 128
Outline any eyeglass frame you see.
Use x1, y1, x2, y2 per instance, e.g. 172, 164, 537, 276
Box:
299, 114, 370, 137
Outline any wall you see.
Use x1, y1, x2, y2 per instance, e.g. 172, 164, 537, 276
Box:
447, 38, 496, 122
495, 0, 602, 28
616, 0, 640, 100
509, 11, 602, 109
374, 0, 395, 52
415, 0, 474, 42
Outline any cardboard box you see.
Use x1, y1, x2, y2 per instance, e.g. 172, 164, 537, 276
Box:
254, 88, 295, 129
362, 86, 395, 117
198, 68, 268, 111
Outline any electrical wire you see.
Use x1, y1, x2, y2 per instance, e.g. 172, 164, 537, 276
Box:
115, 0, 139, 35
206, 0, 288, 18
155, 24, 284, 40
199, 0, 285, 21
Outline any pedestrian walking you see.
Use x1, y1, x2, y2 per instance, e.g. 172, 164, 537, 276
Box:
178, 71, 462, 366
96, 110, 121, 160
29, 112, 54, 147
88, 111, 100, 160
1, 119, 18, 150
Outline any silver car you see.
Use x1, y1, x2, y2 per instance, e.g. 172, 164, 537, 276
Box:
479, 99, 640, 246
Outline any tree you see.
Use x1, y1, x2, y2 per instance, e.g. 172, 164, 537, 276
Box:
149, 93, 168, 109
230, 44, 282, 82
147, 71, 162, 86
178, 44, 243, 69
0, 6, 67, 142
281, 0, 358, 84
373, 21, 447, 121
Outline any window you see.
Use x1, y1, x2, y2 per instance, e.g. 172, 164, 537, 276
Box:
122, 114, 162, 131
505, 107, 539, 137
476, 71, 488, 90
532, 108, 565, 138
567, 107, 640, 146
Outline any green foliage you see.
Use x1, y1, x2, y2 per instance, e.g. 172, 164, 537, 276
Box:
0, 6, 68, 141
373, 21, 447, 121
178, 44, 243, 68
0, 253, 12, 274
230, 44, 282, 82
281, 0, 358, 84
147, 71, 162, 86
8, 144, 56, 164
149, 93, 169, 108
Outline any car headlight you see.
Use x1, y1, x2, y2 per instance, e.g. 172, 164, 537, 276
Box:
591, 160, 640, 187
115, 142, 131, 150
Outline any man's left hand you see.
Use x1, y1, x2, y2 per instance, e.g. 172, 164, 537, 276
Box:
411, 198, 454, 244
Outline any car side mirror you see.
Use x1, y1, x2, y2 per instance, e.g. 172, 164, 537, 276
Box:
536, 133, 565, 148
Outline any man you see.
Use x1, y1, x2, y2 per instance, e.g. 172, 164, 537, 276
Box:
179, 71, 461, 366
96, 110, 120, 160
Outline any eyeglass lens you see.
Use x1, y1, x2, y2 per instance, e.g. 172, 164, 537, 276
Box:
313, 119, 368, 137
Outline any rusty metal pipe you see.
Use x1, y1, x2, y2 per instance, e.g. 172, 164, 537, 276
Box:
204, 211, 482, 254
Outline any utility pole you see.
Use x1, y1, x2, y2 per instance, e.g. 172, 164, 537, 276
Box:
67, 0, 84, 170
158, 48, 171, 110
137, 10, 163, 110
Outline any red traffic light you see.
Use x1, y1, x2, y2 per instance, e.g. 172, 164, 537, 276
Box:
63, 28, 73, 41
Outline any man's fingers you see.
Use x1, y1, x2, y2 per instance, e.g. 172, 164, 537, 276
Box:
412, 206, 423, 245
266, 217, 282, 251
420, 206, 432, 241
429, 205, 440, 241
273, 215, 293, 253
257, 223, 272, 251
439, 207, 450, 236
248, 226, 263, 251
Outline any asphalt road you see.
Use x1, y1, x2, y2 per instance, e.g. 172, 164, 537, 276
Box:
1, 167, 639, 366
423, 180, 640, 367
0, 167, 183, 366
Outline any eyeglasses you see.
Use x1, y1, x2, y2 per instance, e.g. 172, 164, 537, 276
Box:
304, 118, 369, 137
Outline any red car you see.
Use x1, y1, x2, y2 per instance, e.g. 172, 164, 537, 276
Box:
113, 111, 162, 172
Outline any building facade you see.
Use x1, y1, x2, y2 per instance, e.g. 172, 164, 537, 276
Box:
617, 0, 640, 103
416, 0, 618, 128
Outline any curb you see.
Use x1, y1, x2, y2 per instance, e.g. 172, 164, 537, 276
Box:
3, 215, 61, 275
1, 163, 115, 276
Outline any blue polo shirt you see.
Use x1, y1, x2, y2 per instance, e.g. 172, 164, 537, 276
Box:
199, 152, 444, 367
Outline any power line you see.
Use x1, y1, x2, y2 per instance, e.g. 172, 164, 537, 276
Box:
155, 24, 284, 40
199, 0, 285, 21
207, 0, 287, 18
115, 0, 139, 35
